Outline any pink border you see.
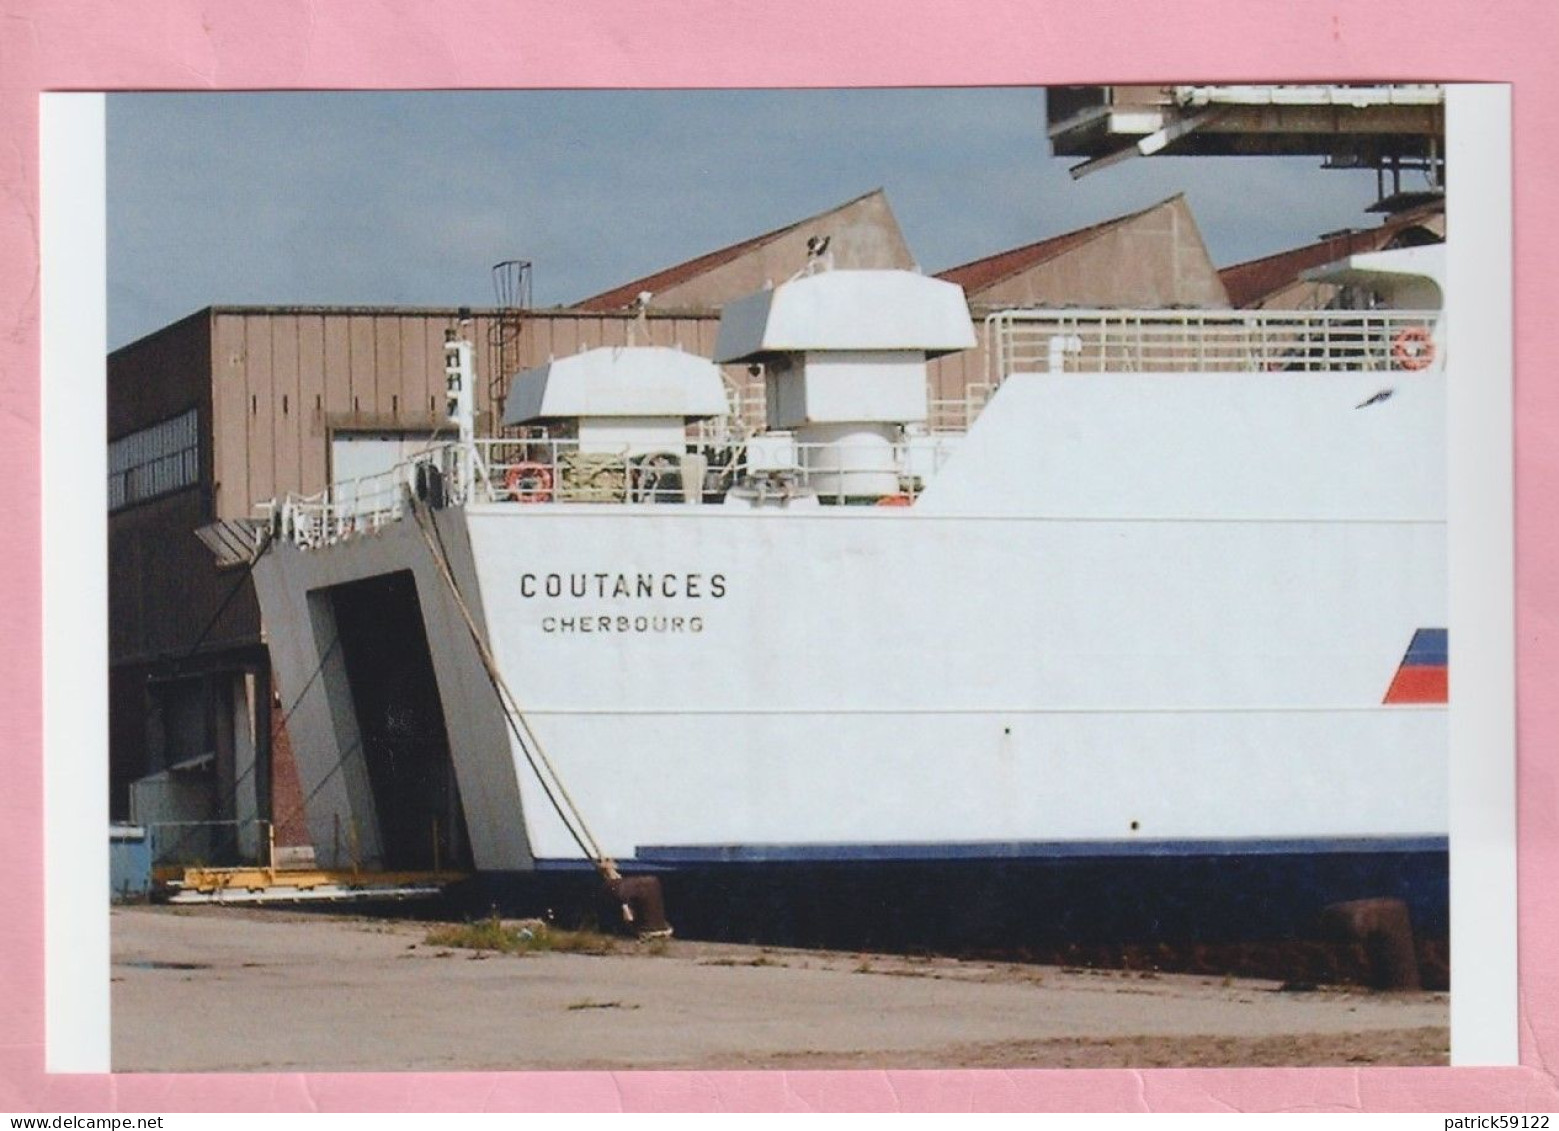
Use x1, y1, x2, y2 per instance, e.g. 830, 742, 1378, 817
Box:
3, 0, 1556, 1112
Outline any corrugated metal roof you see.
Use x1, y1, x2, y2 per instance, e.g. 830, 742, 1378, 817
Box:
570, 188, 889, 313
196, 304, 718, 319
936, 196, 1184, 296
112, 304, 719, 356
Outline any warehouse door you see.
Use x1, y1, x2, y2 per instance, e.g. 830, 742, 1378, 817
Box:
330, 431, 441, 517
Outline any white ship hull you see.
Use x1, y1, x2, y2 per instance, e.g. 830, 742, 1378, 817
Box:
251, 367, 1447, 897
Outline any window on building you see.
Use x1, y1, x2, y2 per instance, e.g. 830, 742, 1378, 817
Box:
108, 407, 199, 511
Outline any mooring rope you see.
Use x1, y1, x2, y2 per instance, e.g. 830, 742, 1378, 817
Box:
409, 501, 620, 882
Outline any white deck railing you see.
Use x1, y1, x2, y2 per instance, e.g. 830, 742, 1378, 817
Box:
261, 306, 1443, 550
263, 434, 962, 547
928, 383, 997, 434
986, 309, 1442, 384
475, 437, 957, 508
260, 442, 473, 549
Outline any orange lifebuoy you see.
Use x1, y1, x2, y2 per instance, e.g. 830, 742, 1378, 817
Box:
875, 493, 913, 507
505, 462, 554, 503
1391, 327, 1435, 371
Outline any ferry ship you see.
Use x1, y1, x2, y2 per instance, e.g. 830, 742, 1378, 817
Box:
241, 240, 1447, 956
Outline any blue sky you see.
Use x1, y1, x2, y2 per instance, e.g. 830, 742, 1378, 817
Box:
107, 89, 1394, 349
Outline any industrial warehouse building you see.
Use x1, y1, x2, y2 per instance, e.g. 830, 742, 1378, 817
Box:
109, 304, 737, 852
106, 182, 1437, 866
108, 189, 919, 854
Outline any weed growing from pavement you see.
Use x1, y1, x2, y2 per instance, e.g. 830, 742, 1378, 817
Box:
565, 999, 638, 1011
424, 916, 623, 956
698, 954, 782, 968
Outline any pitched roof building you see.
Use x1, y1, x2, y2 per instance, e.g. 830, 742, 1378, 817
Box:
925, 196, 1231, 402
1218, 203, 1445, 309
937, 195, 1229, 310
572, 188, 915, 312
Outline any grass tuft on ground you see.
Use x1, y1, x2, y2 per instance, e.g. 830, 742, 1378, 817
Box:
424, 916, 621, 956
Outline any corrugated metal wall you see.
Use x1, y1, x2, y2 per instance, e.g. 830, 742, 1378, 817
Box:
209, 309, 725, 516
204, 306, 1023, 508
109, 313, 251, 671
107, 310, 213, 441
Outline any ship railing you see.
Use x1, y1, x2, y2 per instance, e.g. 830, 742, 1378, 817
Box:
261, 429, 963, 543
265, 476, 407, 548
475, 437, 650, 504
927, 383, 997, 433
703, 384, 986, 439
262, 441, 480, 548
474, 436, 724, 505
472, 434, 960, 506
985, 309, 1443, 384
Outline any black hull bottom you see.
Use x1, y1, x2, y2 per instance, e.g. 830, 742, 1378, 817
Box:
450, 846, 1449, 989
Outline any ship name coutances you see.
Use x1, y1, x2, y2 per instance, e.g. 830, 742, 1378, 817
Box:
520, 572, 727, 636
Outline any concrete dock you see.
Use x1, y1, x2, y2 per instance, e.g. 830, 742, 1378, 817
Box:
111, 905, 1449, 1072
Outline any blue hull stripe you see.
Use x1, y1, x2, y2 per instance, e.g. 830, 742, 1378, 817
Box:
530, 835, 1447, 869
1404, 627, 1448, 666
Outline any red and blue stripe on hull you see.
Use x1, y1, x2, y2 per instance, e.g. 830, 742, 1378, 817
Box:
1384, 628, 1448, 704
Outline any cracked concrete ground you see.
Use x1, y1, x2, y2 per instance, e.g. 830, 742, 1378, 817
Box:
111, 905, 1449, 1072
